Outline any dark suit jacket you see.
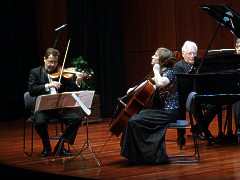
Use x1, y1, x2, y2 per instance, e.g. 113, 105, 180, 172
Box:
28, 66, 80, 97
173, 59, 191, 74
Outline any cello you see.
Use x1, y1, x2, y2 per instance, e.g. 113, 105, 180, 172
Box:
109, 72, 155, 137
109, 52, 180, 137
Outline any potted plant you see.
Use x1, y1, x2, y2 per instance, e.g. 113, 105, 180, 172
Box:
69, 56, 101, 124
68, 56, 95, 90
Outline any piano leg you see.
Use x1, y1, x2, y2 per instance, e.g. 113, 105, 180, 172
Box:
215, 106, 224, 144
217, 106, 223, 137
225, 105, 238, 143
226, 104, 233, 136
216, 105, 237, 144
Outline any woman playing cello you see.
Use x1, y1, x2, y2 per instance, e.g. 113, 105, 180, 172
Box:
120, 47, 180, 165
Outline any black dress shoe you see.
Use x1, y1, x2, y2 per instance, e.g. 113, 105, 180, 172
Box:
204, 129, 215, 143
41, 146, 52, 157
236, 128, 240, 136
197, 133, 207, 140
54, 145, 72, 156
60, 147, 72, 156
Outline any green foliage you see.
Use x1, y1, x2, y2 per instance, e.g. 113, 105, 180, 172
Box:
69, 56, 95, 90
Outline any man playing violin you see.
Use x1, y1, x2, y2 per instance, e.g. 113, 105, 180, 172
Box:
28, 48, 85, 157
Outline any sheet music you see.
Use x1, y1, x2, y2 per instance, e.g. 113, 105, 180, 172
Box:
207, 49, 235, 55
35, 95, 42, 112
72, 93, 91, 115
71, 91, 94, 109
34, 91, 95, 113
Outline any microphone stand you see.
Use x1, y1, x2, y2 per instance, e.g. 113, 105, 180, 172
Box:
53, 30, 62, 48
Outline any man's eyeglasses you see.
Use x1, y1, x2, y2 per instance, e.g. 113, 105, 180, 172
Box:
236, 45, 240, 48
184, 52, 197, 56
46, 59, 58, 64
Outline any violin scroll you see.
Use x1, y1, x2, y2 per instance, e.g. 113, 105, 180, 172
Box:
161, 51, 181, 66
173, 51, 181, 61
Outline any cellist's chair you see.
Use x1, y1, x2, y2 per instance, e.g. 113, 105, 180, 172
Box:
23, 92, 63, 157
167, 91, 200, 163
167, 120, 190, 149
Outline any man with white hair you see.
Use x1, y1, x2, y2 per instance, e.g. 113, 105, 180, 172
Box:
174, 41, 197, 73
174, 41, 218, 143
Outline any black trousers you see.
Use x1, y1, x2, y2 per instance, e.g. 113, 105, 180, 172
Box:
192, 103, 219, 133
34, 108, 82, 147
233, 101, 240, 127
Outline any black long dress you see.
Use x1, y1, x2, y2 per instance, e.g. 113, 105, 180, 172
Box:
120, 68, 179, 164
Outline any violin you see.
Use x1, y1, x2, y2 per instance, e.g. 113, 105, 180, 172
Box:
50, 39, 92, 83
50, 66, 91, 80
50, 66, 77, 80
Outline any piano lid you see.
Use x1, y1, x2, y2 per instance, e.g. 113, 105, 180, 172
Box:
189, 53, 240, 74
200, 4, 240, 38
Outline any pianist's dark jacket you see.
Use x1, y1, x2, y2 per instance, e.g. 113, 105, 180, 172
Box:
173, 59, 191, 74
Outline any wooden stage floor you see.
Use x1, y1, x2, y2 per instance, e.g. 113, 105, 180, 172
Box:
0, 117, 240, 179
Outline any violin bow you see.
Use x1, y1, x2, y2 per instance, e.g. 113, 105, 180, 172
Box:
59, 39, 71, 83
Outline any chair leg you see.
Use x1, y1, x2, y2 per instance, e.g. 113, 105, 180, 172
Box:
192, 132, 200, 160
169, 131, 200, 163
23, 120, 34, 157
49, 123, 61, 140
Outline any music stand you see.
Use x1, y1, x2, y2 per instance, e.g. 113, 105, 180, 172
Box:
70, 93, 101, 167
35, 91, 95, 159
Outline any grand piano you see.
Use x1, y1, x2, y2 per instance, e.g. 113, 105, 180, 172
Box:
177, 4, 240, 141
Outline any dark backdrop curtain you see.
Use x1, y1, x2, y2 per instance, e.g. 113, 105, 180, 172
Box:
67, 0, 126, 117
1, 0, 126, 121
2, 0, 38, 121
